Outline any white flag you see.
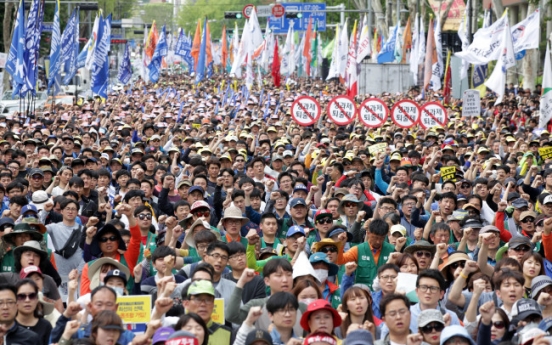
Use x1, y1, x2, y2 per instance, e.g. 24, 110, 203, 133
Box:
455, 15, 508, 65
357, 15, 371, 63
457, 10, 470, 80
539, 43, 552, 128
394, 23, 403, 63
434, 16, 443, 77
485, 18, 516, 105
409, 13, 419, 83
230, 20, 250, 78
248, 9, 263, 54
327, 27, 340, 80
417, 17, 426, 66
280, 24, 295, 76
511, 9, 540, 53
338, 19, 349, 80
295, 32, 306, 77
85, 15, 100, 71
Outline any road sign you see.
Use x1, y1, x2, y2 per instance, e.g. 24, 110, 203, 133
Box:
268, 3, 326, 33
419, 102, 447, 129
359, 98, 388, 128
242, 4, 255, 19
272, 4, 285, 18
291, 96, 321, 126
256, 5, 272, 17
462, 89, 480, 117
327, 96, 356, 126
391, 100, 420, 128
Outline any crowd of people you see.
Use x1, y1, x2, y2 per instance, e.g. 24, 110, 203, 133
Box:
0, 73, 550, 345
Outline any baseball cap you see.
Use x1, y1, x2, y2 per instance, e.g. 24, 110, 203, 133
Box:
304, 332, 338, 345
520, 210, 537, 222
314, 209, 332, 221
479, 225, 500, 234
309, 252, 339, 276
531, 276, 552, 299
511, 298, 542, 322
289, 198, 307, 208
19, 265, 43, 280
286, 225, 305, 238
283, 150, 293, 157
188, 186, 205, 195
390, 225, 406, 237
509, 236, 532, 250
244, 330, 272, 345
508, 192, 521, 201
462, 218, 484, 229
166, 331, 199, 345
344, 330, 374, 345
512, 198, 529, 209
187, 280, 215, 297
104, 269, 128, 286
177, 180, 192, 189
447, 210, 468, 222
544, 195, 552, 205
191, 200, 210, 212
293, 184, 308, 194
152, 327, 175, 345
29, 168, 44, 177
21, 205, 38, 215
327, 226, 353, 242
418, 309, 445, 327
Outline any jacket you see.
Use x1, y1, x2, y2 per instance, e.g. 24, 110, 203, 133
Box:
6, 322, 40, 345
51, 314, 135, 345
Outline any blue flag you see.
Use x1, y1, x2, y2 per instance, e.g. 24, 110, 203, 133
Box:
175, 29, 194, 74
77, 38, 91, 69
148, 25, 168, 83
377, 23, 398, 64
47, 0, 61, 92
118, 44, 132, 84
176, 102, 185, 122
21, 0, 44, 96
195, 20, 207, 84
60, 8, 79, 85
6, 0, 27, 98
91, 15, 110, 99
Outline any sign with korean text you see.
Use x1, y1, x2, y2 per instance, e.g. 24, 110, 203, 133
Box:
462, 89, 480, 117
268, 3, 326, 33
211, 298, 225, 324
117, 295, 152, 324
368, 143, 388, 156
291, 96, 321, 126
539, 147, 552, 160
419, 102, 447, 129
440, 166, 457, 182
359, 98, 388, 128
327, 95, 356, 126
391, 100, 420, 129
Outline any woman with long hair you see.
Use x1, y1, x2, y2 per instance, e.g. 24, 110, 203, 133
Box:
15, 279, 52, 345
291, 277, 322, 305
521, 251, 544, 298
174, 313, 209, 345
339, 286, 379, 339
396, 253, 419, 275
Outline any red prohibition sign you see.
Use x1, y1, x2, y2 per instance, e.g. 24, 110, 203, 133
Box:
291, 96, 321, 126
419, 101, 448, 130
391, 100, 420, 129
359, 98, 389, 128
327, 95, 357, 126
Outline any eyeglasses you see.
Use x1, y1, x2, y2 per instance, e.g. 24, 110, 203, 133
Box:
417, 285, 441, 293
381, 206, 396, 212
492, 321, 505, 329
17, 292, 37, 301
420, 323, 445, 334
100, 236, 118, 243
380, 275, 398, 281
512, 245, 531, 252
190, 296, 214, 305
521, 218, 535, 223
275, 307, 297, 315
0, 300, 16, 307
385, 308, 408, 318
416, 251, 432, 259
320, 246, 338, 254
235, 159, 245, 163
317, 218, 333, 225
449, 261, 466, 270
194, 210, 210, 218
31, 175, 44, 180
344, 202, 358, 208
160, 161, 169, 164
138, 213, 152, 220
208, 253, 228, 261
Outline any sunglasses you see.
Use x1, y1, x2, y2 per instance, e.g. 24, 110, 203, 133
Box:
521, 218, 535, 223
461, 184, 471, 188
317, 218, 333, 225
512, 245, 531, 252
450, 261, 465, 270
320, 246, 338, 253
420, 323, 445, 334
416, 251, 432, 258
138, 213, 152, 220
492, 321, 505, 329
17, 292, 37, 301
194, 210, 211, 218
344, 202, 358, 208
100, 236, 118, 243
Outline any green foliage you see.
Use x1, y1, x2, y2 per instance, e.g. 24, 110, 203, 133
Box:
141, 3, 174, 28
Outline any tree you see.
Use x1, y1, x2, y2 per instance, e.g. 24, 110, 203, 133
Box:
141, 3, 174, 28
2, 2, 14, 91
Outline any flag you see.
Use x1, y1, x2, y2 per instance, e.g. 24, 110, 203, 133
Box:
401, 16, 412, 63
272, 37, 281, 87
91, 15, 110, 99
473, 10, 492, 96
377, 22, 398, 64
423, 18, 440, 91
59, 8, 79, 86
485, 18, 516, 105
303, 18, 313, 76
6, 0, 26, 98
248, 8, 264, 53
371, 29, 379, 62
85, 15, 100, 71
149, 25, 168, 83
443, 50, 452, 104
295, 32, 306, 77
47, 0, 61, 92
457, 7, 470, 80
511, 9, 540, 53
230, 20, 250, 78
434, 16, 443, 79
394, 22, 403, 63
141, 24, 150, 82
357, 15, 371, 63
327, 26, 340, 80
195, 20, 207, 84
77, 38, 91, 69
175, 28, 192, 70
346, 20, 358, 98
455, 14, 508, 65
260, 21, 273, 71
417, 17, 426, 66
323, 37, 335, 59
338, 19, 349, 81
280, 24, 294, 77
310, 22, 319, 75
221, 25, 228, 71
21, 0, 44, 96
118, 44, 132, 84
409, 13, 420, 83
231, 22, 239, 67
539, 42, 552, 128
146, 21, 158, 60
205, 21, 213, 78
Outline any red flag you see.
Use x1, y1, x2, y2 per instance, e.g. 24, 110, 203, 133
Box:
205, 20, 213, 66
443, 51, 452, 104
272, 38, 281, 87
191, 19, 201, 69
146, 21, 158, 60
221, 25, 228, 71
303, 18, 313, 76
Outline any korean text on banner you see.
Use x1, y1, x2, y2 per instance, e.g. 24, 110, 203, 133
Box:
440, 166, 456, 182
211, 298, 225, 324
117, 295, 152, 324
539, 147, 552, 160
368, 143, 388, 156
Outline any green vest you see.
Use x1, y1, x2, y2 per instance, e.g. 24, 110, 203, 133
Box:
355, 242, 395, 291
0, 250, 14, 273
137, 232, 158, 276
261, 237, 281, 249
222, 236, 249, 247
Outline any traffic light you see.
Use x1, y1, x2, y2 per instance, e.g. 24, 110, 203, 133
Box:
224, 12, 242, 19
285, 12, 303, 19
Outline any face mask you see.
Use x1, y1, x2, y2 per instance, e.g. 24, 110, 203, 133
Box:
314, 269, 328, 283
299, 298, 315, 306
110, 286, 124, 296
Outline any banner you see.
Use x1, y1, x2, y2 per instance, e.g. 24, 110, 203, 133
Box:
440, 166, 456, 181
117, 295, 151, 324
511, 9, 540, 53
211, 298, 225, 324
462, 90, 481, 117
540, 43, 552, 128
117, 44, 132, 85
368, 143, 388, 156
455, 15, 508, 65
60, 8, 79, 85
538, 147, 552, 160
6, 0, 27, 97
